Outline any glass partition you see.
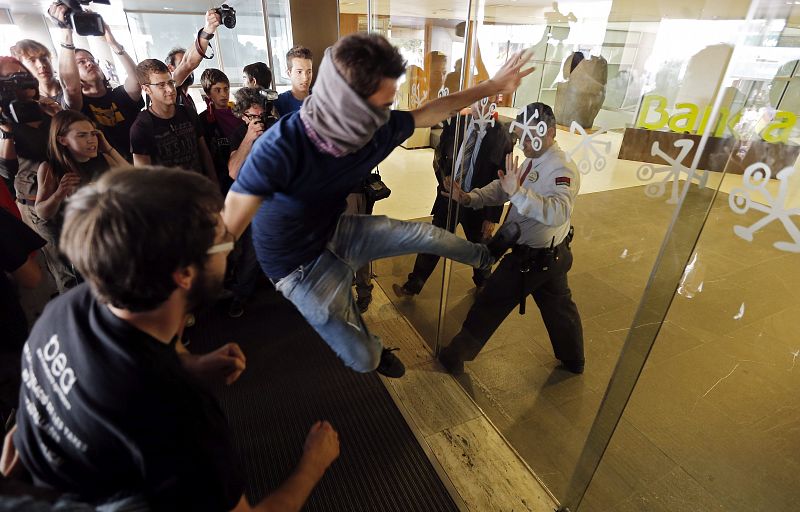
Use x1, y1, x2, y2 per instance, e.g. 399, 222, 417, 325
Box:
365, 0, 800, 508
574, 3, 800, 509
367, 0, 472, 348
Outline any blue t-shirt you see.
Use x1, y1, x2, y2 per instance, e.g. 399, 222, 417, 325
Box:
231, 110, 415, 280
274, 91, 305, 117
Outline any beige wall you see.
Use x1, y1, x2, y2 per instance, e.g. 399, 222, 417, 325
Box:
289, 0, 339, 85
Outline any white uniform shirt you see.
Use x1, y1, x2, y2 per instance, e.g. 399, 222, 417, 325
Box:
465, 142, 580, 248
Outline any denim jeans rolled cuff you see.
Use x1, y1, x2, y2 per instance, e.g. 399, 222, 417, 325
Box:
327, 214, 492, 273
275, 250, 383, 373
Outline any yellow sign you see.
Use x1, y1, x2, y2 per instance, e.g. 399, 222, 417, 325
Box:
635, 95, 796, 143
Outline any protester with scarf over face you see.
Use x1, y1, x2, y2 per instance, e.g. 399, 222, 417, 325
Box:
222, 33, 534, 378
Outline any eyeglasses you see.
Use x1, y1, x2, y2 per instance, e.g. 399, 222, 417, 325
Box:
241, 112, 261, 121
144, 80, 177, 90
207, 241, 234, 255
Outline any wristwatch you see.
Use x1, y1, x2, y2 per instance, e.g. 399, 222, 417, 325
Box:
198, 29, 215, 40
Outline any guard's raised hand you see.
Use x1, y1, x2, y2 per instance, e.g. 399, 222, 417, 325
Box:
498, 153, 522, 196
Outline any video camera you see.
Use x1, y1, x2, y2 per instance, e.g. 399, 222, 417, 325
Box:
213, 4, 237, 29
0, 73, 43, 125
51, 0, 110, 37
258, 88, 280, 126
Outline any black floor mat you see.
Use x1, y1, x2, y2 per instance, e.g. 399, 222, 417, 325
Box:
189, 289, 459, 512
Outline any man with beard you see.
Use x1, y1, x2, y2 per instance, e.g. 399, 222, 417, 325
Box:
8, 167, 340, 511
222, 33, 534, 378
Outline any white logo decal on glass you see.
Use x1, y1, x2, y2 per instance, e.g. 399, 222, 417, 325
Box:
729, 163, 800, 253
472, 97, 497, 134
636, 139, 708, 204
509, 107, 548, 152
410, 83, 427, 110
566, 121, 612, 174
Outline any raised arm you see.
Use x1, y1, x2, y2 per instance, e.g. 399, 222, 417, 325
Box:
101, 23, 141, 100
49, 3, 82, 110
411, 49, 534, 128
173, 10, 221, 87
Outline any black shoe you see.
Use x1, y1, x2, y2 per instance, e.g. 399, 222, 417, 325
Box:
376, 347, 405, 378
560, 359, 585, 374
228, 298, 245, 318
486, 222, 521, 262
356, 294, 372, 313
392, 282, 416, 298
438, 346, 464, 375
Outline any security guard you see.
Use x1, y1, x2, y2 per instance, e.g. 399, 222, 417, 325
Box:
439, 102, 584, 374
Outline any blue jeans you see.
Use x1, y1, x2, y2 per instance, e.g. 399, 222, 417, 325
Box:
275, 214, 492, 372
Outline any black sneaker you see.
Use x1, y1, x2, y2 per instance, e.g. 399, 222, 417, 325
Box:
356, 294, 372, 313
486, 222, 521, 262
376, 347, 405, 378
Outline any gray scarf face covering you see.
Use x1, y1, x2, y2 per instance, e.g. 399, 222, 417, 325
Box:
300, 47, 392, 156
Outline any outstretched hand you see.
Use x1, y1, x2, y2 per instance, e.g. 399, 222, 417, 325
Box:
498, 153, 521, 197
440, 175, 471, 205
489, 49, 536, 96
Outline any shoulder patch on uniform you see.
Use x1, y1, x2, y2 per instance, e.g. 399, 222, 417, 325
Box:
555, 176, 571, 187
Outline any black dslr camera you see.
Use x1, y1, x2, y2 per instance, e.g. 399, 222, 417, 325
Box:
213, 4, 237, 29
0, 73, 43, 124
51, 0, 111, 37
258, 88, 280, 126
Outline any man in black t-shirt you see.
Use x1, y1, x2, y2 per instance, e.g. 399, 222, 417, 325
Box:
10, 167, 339, 511
50, 4, 220, 161
130, 59, 218, 186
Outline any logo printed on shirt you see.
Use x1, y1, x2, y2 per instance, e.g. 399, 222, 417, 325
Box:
528, 170, 539, 183
88, 102, 125, 127
555, 176, 571, 187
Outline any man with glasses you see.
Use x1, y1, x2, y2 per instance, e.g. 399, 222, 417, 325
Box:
49, 3, 220, 161
129, 59, 218, 186
8, 166, 339, 510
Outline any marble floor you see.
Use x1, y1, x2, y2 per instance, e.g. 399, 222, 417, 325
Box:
371, 178, 800, 511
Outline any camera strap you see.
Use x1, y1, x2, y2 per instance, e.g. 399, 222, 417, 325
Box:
195, 30, 215, 60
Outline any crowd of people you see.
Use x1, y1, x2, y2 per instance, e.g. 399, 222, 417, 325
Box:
0, 2, 587, 510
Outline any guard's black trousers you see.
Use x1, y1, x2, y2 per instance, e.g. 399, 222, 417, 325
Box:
448, 241, 584, 365
406, 198, 491, 293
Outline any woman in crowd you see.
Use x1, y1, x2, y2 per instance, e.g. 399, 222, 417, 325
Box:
34, 110, 127, 286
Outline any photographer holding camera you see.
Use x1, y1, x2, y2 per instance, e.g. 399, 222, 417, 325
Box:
220, 87, 276, 318
49, 3, 222, 161
0, 57, 75, 294
10, 39, 64, 107
227, 87, 275, 180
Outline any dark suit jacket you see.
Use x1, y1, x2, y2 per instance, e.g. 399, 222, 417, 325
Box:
432, 115, 513, 223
